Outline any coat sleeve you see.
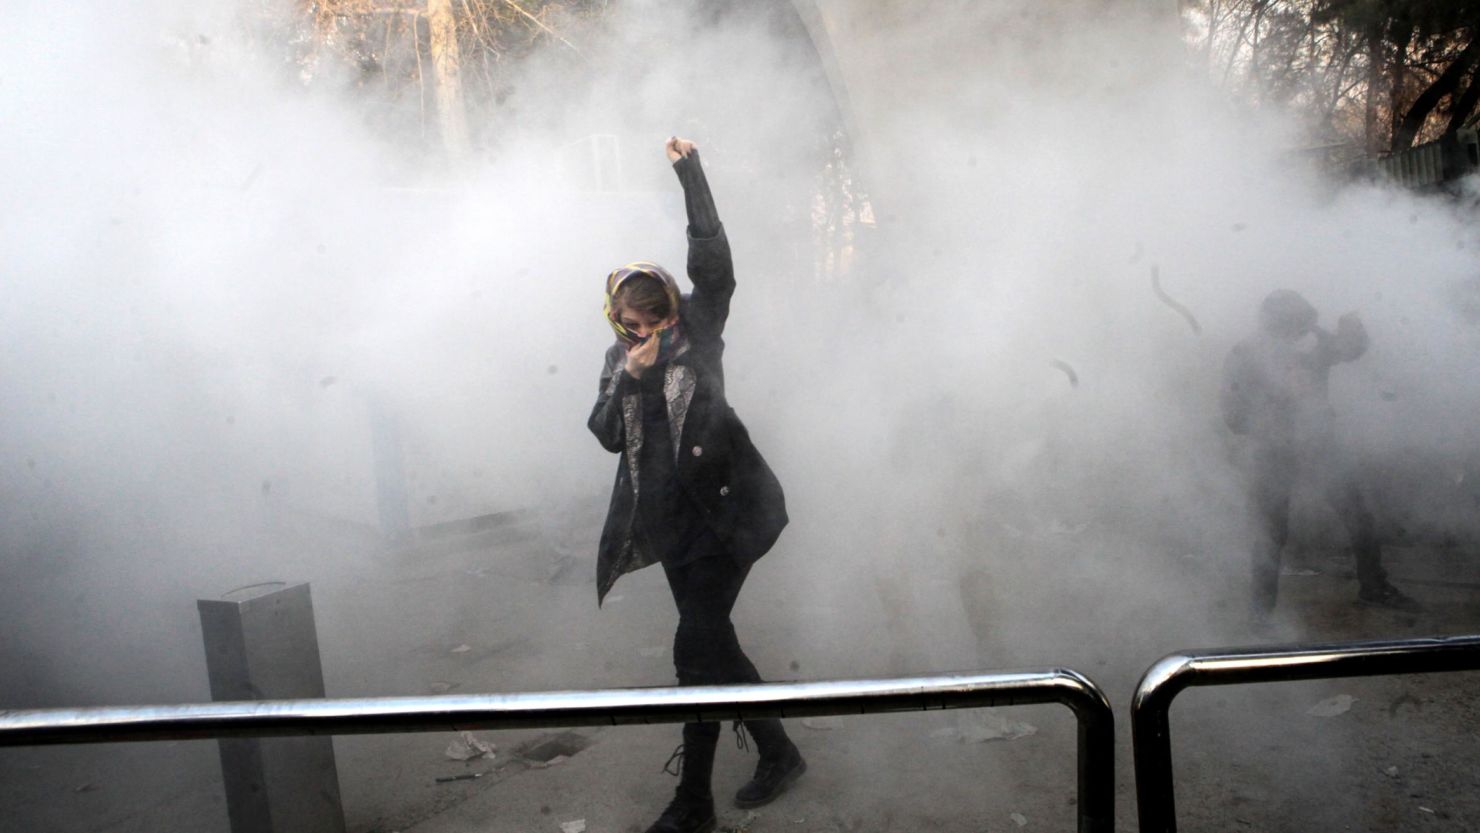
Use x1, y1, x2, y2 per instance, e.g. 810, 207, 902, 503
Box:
588, 343, 631, 453
1220, 344, 1254, 435
673, 152, 734, 343
1315, 313, 1369, 367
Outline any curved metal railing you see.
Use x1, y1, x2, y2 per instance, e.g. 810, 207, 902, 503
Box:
1, 668, 1115, 832
1132, 634, 1480, 833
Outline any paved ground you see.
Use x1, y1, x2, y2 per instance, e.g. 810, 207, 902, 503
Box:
2, 503, 1478, 833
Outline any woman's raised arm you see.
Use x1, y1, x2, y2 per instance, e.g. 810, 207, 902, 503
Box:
667, 137, 734, 340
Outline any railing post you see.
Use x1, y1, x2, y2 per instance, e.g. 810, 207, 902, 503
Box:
1063, 673, 1116, 833
1131, 655, 1190, 833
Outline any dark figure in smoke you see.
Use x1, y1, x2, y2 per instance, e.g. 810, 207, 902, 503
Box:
588, 137, 805, 833
1221, 289, 1421, 622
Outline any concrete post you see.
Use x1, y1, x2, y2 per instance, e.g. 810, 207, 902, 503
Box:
198, 582, 346, 833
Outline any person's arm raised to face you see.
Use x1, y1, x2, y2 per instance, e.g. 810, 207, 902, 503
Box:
1328, 311, 1369, 364
588, 343, 633, 454
1311, 311, 1369, 368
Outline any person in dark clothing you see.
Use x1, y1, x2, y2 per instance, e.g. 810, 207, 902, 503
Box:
588, 137, 804, 833
1221, 289, 1422, 623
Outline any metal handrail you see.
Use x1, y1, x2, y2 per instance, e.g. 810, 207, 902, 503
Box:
0, 668, 1114, 833
1132, 634, 1480, 833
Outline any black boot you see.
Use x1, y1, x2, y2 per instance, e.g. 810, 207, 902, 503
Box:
734, 720, 806, 809
646, 725, 718, 833
1357, 582, 1424, 612
644, 787, 716, 833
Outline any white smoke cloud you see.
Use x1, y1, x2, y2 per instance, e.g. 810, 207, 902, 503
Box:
2, 0, 1478, 809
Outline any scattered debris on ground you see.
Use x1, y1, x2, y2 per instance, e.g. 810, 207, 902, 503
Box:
719, 810, 760, 833
931, 712, 1038, 743
1307, 694, 1356, 717
434, 772, 485, 783
1388, 692, 1423, 716
801, 717, 842, 731
517, 731, 593, 766
545, 553, 586, 585
559, 819, 586, 833
444, 731, 497, 761
1010, 811, 1029, 827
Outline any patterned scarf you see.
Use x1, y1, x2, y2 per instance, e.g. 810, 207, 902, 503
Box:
603, 261, 688, 362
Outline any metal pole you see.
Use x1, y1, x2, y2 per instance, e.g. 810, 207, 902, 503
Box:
1064, 671, 1117, 833
1131, 634, 1480, 833
0, 668, 1114, 833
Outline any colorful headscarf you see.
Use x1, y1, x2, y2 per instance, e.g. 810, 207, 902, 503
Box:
604, 261, 687, 361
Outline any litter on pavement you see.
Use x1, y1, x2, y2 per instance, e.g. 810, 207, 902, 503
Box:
1306, 694, 1356, 717
931, 712, 1038, 743
444, 731, 497, 761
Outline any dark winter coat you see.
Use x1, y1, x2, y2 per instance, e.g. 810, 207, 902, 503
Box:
587, 224, 788, 604
1220, 315, 1368, 452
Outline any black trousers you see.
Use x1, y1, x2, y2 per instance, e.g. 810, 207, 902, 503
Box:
662, 552, 792, 799
1250, 448, 1387, 614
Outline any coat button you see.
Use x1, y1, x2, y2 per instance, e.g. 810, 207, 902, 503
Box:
719, 485, 730, 496
691, 445, 703, 457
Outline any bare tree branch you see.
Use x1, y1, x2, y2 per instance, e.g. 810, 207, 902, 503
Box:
501, 0, 584, 58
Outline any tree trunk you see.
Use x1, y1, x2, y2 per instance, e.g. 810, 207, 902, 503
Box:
1323, 37, 1358, 126
1205, 0, 1222, 74
427, 0, 471, 159
1445, 65, 1480, 135
1221, 2, 1254, 87
1249, 1, 1266, 99
1392, 37, 1480, 150
1388, 25, 1412, 145
1364, 25, 1382, 153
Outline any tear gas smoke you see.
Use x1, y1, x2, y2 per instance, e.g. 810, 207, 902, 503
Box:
3, 0, 1479, 827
